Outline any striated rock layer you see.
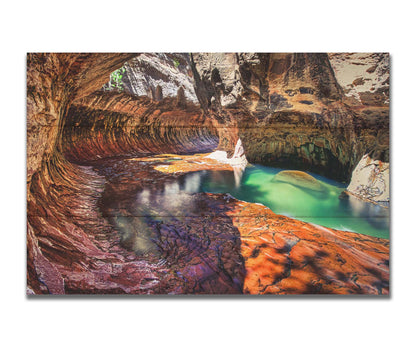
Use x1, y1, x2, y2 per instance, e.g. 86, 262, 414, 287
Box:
63, 91, 218, 162
95, 52, 389, 183
27, 53, 389, 294
27, 53, 137, 184
27, 153, 174, 294
27, 53, 143, 293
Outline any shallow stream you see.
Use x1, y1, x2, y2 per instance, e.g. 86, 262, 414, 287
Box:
190, 164, 389, 239
97, 158, 389, 258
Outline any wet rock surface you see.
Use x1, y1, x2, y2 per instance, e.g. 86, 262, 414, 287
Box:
272, 170, 327, 192
235, 201, 389, 294
95, 157, 247, 294
28, 149, 390, 294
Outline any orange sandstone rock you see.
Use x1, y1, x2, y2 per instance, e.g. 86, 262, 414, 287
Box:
223, 201, 389, 295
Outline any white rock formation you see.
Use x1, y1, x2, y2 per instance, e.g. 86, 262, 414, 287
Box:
347, 154, 389, 202
206, 138, 248, 188
206, 138, 248, 166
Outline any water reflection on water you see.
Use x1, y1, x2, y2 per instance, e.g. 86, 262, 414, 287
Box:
134, 165, 389, 239
102, 162, 389, 257
104, 170, 212, 255
197, 165, 389, 239
136, 173, 205, 216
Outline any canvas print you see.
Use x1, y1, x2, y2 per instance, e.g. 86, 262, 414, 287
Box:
27, 53, 389, 295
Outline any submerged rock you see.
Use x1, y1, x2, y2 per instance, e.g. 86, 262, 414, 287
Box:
272, 170, 327, 193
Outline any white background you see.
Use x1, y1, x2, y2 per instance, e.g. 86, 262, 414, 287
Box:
1, 1, 415, 346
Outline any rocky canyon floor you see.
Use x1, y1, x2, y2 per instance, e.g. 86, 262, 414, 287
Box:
79, 153, 389, 294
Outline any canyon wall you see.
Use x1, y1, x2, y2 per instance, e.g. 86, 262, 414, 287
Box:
329, 53, 389, 107
27, 53, 137, 185
27, 53, 142, 293
329, 53, 390, 201
105, 53, 198, 103
82, 52, 389, 185
27, 53, 389, 294
27, 53, 221, 293
189, 53, 389, 183
63, 92, 218, 162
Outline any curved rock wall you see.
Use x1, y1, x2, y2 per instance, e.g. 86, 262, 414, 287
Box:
27, 53, 137, 184
27, 152, 173, 294
26, 53, 156, 293
95, 52, 389, 183
63, 91, 218, 163
26, 53, 222, 293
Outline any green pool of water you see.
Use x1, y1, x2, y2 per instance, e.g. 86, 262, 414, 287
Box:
199, 165, 389, 239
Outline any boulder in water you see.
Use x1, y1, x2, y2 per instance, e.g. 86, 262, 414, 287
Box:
272, 170, 326, 193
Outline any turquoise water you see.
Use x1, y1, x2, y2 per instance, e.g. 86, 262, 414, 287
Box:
198, 165, 389, 239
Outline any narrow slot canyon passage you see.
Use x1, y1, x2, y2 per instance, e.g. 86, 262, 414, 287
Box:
27, 53, 390, 295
